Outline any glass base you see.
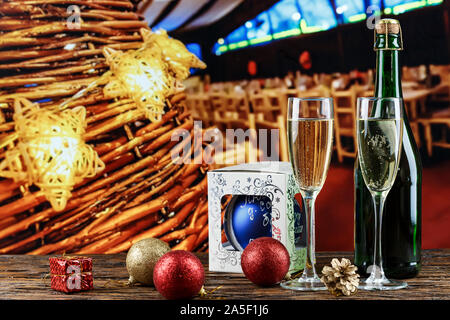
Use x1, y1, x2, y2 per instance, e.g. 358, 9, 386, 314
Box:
280, 276, 327, 291
358, 278, 408, 291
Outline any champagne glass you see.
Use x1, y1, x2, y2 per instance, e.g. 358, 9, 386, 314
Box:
281, 97, 334, 291
357, 97, 407, 290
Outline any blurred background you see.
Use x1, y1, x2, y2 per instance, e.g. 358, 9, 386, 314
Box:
138, 0, 450, 250
0, 0, 448, 254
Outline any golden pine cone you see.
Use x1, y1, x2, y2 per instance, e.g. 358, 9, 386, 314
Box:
321, 258, 360, 296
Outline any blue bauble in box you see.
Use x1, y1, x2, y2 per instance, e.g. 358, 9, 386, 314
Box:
223, 195, 272, 251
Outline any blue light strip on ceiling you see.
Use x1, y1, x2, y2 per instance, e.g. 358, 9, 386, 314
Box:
213, 0, 443, 55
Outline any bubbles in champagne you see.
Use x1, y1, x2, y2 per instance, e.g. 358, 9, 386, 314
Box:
358, 119, 401, 192
288, 119, 333, 195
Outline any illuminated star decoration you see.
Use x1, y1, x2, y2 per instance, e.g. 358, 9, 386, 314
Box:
140, 28, 207, 82
102, 28, 206, 121
0, 98, 105, 211
102, 44, 171, 122
61, 28, 206, 122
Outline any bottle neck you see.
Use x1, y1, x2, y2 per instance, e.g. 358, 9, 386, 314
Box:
374, 49, 403, 98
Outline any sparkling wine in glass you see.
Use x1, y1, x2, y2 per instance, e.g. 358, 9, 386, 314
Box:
357, 97, 407, 290
281, 97, 333, 291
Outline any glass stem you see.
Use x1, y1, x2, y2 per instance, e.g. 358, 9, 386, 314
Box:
370, 192, 388, 282
302, 194, 318, 279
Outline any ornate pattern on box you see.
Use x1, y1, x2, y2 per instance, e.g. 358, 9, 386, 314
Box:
208, 162, 306, 273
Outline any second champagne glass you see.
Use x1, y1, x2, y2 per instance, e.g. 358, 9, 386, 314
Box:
357, 97, 407, 290
281, 97, 334, 291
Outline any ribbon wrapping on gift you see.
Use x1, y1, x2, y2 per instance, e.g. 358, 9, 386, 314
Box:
49, 256, 93, 293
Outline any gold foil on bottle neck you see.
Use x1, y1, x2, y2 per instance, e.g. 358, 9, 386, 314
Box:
374, 19, 403, 51
375, 19, 401, 35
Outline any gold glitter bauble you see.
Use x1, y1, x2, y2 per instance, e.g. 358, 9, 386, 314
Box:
126, 238, 171, 286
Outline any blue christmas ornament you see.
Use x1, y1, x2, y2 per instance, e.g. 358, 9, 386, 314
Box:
223, 195, 272, 251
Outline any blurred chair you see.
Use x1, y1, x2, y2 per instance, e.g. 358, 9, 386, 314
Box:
206, 91, 259, 165
296, 86, 330, 117
183, 76, 203, 94
353, 84, 373, 98
332, 87, 357, 163
246, 79, 262, 95
259, 89, 288, 120
208, 92, 228, 131
430, 72, 450, 103
209, 92, 254, 139
208, 92, 243, 130
296, 85, 329, 98
419, 109, 450, 157
185, 93, 212, 127
403, 89, 429, 148
254, 113, 288, 162
225, 95, 258, 164
233, 91, 252, 123
249, 91, 288, 162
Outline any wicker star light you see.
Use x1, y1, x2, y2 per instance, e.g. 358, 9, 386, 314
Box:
61, 28, 206, 122
101, 44, 171, 121
0, 98, 105, 211
140, 28, 207, 81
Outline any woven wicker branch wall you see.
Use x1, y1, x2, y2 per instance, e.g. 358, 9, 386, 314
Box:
0, 0, 209, 254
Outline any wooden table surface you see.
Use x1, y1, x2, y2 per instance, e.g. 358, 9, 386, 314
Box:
0, 250, 448, 300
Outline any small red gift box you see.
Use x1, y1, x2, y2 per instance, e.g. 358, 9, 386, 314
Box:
49, 256, 93, 293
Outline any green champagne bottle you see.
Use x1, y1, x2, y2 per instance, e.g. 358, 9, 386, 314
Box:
354, 19, 422, 279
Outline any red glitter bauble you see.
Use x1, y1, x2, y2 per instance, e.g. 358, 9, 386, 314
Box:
153, 250, 205, 300
241, 237, 290, 286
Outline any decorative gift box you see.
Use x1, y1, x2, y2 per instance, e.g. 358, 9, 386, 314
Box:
208, 161, 306, 273
49, 256, 93, 293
